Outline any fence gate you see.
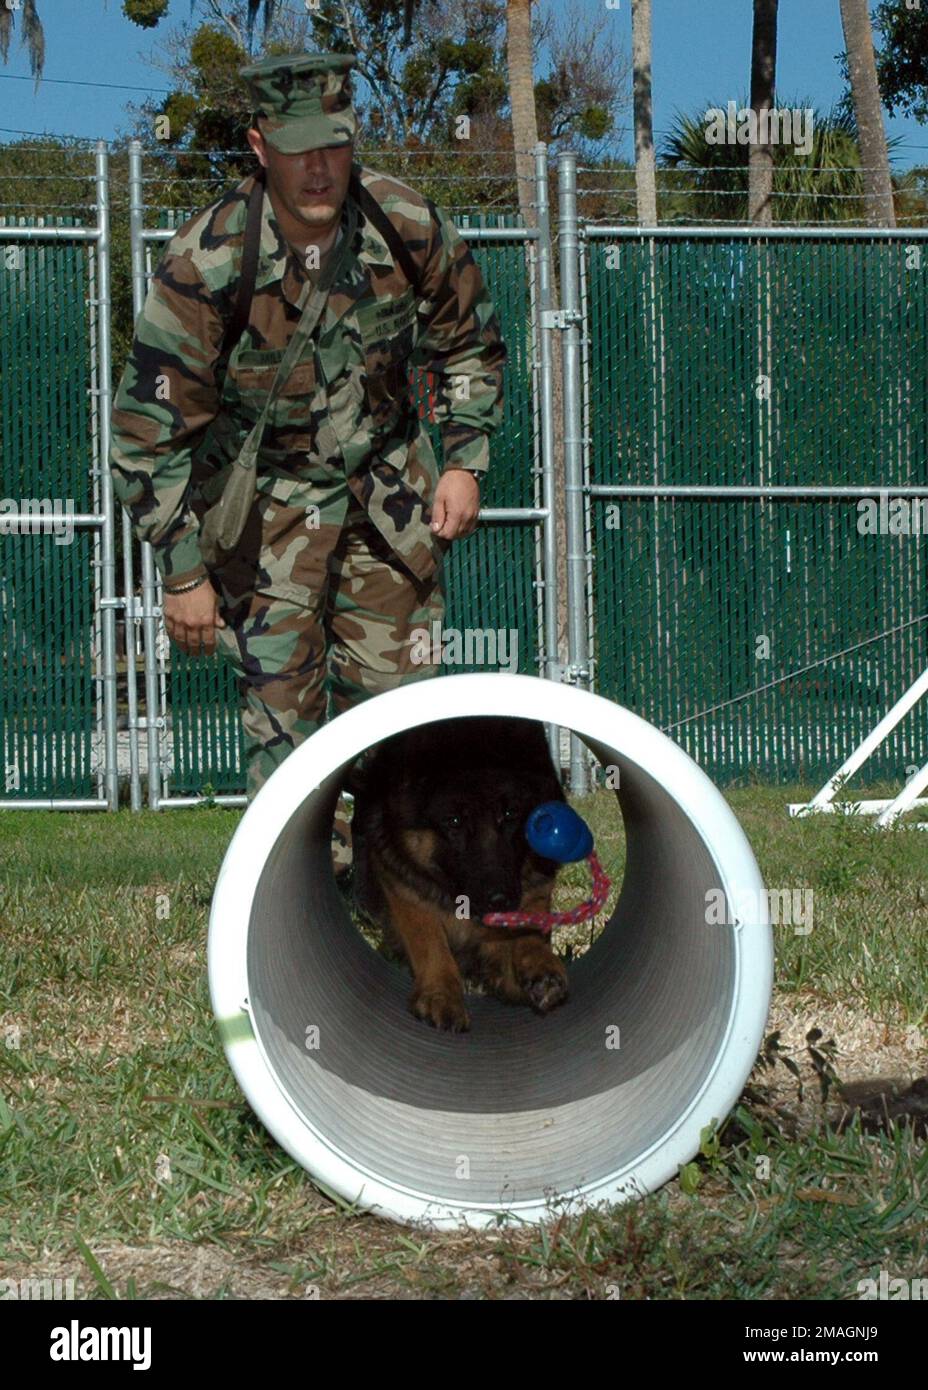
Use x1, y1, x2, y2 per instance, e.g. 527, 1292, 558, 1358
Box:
0, 143, 119, 811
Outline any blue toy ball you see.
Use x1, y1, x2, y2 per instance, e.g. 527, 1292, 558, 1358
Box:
525, 801, 593, 863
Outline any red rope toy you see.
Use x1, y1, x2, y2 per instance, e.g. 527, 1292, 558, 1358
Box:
481, 802, 611, 937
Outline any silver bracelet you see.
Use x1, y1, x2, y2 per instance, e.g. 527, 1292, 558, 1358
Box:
163, 574, 208, 596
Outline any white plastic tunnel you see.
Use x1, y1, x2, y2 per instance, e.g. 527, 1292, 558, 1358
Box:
208, 673, 773, 1230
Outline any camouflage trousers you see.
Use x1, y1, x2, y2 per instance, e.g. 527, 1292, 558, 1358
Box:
210, 486, 445, 871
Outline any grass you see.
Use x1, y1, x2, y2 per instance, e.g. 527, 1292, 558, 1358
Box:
0, 785, 926, 1300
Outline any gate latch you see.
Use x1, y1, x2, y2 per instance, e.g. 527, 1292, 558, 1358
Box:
541, 309, 582, 331
550, 661, 592, 685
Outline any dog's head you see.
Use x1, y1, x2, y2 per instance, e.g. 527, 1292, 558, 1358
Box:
412, 769, 561, 917
360, 717, 566, 919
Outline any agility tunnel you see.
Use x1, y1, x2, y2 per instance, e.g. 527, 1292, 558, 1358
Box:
208, 673, 773, 1229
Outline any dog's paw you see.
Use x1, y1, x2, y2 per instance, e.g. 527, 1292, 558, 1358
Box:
513, 941, 569, 1015
523, 970, 569, 1014
409, 982, 471, 1033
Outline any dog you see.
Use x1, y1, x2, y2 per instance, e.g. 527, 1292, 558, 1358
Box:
347, 716, 570, 1033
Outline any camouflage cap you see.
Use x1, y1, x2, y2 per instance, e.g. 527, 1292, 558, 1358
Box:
240, 52, 357, 153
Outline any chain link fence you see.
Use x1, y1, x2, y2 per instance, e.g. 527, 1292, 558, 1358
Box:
2, 139, 926, 805
572, 212, 928, 788
0, 145, 119, 809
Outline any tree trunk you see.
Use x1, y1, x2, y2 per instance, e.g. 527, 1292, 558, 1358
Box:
506, 0, 539, 232
632, 0, 657, 225
839, 0, 895, 227
748, 0, 778, 226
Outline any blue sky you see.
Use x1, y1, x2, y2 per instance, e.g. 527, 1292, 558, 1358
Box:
0, 0, 925, 166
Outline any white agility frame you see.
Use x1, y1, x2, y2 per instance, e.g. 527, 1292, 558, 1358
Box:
788, 667, 928, 829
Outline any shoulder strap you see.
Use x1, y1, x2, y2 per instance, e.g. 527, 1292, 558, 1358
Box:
348, 167, 421, 292
219, 169, 265, 360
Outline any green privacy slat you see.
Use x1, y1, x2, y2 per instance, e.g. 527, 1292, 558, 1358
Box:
586, 234, 928, 788
0, 222, 91, 502
166, 648, 244, 795
0, 533, 96, 798
442, 524, 538, 674
592, 500, 928, 786
0, 220, 96, 800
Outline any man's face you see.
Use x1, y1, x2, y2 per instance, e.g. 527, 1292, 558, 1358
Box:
246, 125, 353, 232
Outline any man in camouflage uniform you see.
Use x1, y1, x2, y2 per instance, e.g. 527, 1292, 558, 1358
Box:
110, 52, 506, 865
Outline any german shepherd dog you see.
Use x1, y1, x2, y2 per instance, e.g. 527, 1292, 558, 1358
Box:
349, 716, 570, 1033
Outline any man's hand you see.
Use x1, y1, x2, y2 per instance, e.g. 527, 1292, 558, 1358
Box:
162, 578, 227, 657
430, 470, 481, 541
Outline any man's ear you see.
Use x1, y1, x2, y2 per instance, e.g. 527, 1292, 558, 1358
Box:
246, 124, 268, 168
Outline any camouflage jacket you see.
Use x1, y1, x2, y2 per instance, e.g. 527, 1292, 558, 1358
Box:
110, 161, 507, 589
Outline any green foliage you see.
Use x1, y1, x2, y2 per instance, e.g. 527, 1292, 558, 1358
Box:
661, 98, 890, 224
123, 0, 172, 29
109, 0, 620, 226
161, 91, 198, 143
136, 20, 253, 170
577, 105, 611, 142
534, 63, 617, 146
678, 1162, 702, 1195
189, 23, 244, 73
874, 0, 928, 123
123, 3, 511, 160
533, 78, 559, 129
401, 54, 433, 102
452, 38, 494, 75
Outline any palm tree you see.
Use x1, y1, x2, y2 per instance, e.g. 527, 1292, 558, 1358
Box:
663, 101, 881, 225
748, 0, 778, 226
631, 0, 656, 225
506, 0, 539, 231
839, 0, 895, 226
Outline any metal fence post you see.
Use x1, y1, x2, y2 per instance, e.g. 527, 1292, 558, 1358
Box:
95, 141, 120, 811
128, 140, 164, 809
117, 143, 143, 811
533, 142, 562, 768
557, 150, 591, 794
